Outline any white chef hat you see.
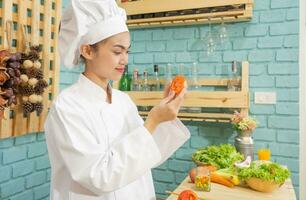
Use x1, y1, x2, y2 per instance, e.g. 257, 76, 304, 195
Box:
59, 0, 128, 68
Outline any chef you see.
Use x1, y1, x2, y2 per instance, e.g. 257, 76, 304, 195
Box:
44, 0, 190, 199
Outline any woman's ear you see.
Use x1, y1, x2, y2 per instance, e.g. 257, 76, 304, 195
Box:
80, 44, 95, 60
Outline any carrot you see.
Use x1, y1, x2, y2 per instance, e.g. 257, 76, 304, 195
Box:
211, 173, 234, 188
170, 75, 186, 95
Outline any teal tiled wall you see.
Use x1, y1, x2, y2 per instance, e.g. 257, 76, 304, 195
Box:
0, 133, 50, 199
0, 0, 299, 199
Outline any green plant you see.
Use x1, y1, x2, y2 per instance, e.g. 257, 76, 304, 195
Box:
238, 161, 291, 184
192, 144, 244, 169
231, 110, 258, 132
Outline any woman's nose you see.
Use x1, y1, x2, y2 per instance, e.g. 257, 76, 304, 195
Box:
120, 53, 128, 65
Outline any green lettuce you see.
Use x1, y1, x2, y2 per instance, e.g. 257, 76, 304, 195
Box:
238, 161, 291, 184
192, 144, 244, 169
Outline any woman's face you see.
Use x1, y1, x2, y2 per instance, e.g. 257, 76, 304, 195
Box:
85, 31, 130, 81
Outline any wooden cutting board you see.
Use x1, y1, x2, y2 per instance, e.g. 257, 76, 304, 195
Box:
165, 176, 296, 200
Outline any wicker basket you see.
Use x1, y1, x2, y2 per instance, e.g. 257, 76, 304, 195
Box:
246, 178, 281, 193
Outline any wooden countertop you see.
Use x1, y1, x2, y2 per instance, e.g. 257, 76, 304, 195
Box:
165, 176, 296, 200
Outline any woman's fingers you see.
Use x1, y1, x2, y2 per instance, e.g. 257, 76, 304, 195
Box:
150, 87, 187, 124
163, 83, 171, 98
161, 90, 175, 104
169, 87, 187, 108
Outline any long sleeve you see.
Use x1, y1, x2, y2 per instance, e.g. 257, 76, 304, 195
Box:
124, 94, 190, 168
45, 103, 162, 196
152, 119, 190, 166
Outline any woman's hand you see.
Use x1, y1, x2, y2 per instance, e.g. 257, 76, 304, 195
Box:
163, 83, 172, 98
144, 84, 187, 134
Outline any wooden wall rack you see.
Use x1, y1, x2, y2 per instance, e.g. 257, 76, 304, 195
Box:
117, 61, 249, 123
0, 0, 61, 139
117, 0, 253, 28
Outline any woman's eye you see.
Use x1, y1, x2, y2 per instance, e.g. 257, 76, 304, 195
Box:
114, 51, 121, 55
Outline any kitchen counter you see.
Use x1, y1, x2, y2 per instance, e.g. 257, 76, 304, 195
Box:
165, 176, 296, 200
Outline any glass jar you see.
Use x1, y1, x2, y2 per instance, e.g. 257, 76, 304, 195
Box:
195, 166, 211, 192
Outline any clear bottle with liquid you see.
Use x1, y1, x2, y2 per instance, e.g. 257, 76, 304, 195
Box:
164, 63, 173, 89
140, 70, 150, 111
142, 71, 150, 92
150, 64, 160, 91
227, 61, 241, 91
131, 68, 141, 91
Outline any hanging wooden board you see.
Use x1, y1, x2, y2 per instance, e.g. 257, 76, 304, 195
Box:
0, 0, 61, 139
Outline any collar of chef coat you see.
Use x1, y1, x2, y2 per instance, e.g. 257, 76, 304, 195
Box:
77, 73, 112, 103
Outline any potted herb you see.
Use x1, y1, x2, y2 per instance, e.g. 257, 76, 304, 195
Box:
231, 111, 258, 161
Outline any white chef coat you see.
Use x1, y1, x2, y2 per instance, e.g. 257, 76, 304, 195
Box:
45, 74, 190, 200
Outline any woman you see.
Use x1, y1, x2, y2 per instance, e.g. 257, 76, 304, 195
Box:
45, 0, 190, 200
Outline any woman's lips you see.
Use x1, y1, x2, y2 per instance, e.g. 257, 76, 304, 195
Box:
115, 67, 125, 73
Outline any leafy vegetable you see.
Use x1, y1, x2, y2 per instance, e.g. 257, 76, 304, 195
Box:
238, 161, 291, 184
192, 144, 244, 169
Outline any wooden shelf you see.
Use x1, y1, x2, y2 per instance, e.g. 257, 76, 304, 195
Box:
116, 61, 250, 123
117, 0, 253, 28
128, 91, 249, 108
139, 111, 233, 123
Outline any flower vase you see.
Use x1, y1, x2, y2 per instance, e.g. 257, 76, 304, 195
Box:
234, 131, 254, 161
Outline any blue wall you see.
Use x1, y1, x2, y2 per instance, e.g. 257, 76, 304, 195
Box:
0, 0, 300, 199
0, 133, 50, 200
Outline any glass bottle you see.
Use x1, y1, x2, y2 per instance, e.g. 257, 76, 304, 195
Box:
131, 68, 141, 91
140, 71, 150, 111
165, 63, 173, 88
118, 65, 131, 91
142, 70, 150, 92
177, 64, 188, 113
135, 70, 143, 111
150, 64, 160, 91
189, 62, 200, 90
227, 61, 240, 91
188, 62, 201, 113
177, 63, 185, 76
